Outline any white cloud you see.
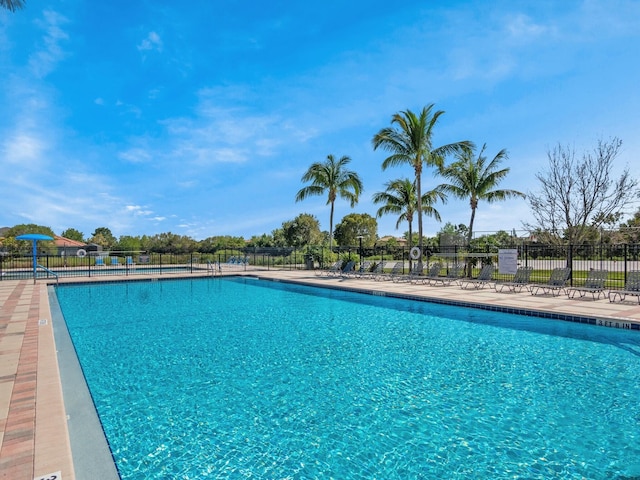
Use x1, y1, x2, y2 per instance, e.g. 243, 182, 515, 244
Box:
3, 133, 46, 165
504, 13, 549, 42
28, 10, 69, 78
126, 205, 153, 216
137, 31, 163, 52
119, 148, 152, 163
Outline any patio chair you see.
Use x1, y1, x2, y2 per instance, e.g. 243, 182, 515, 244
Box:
394, 262, 423, 283
376, 262, 404, 280
375, 262, 401, 281
95, 256, 105, 267
346, 261, 372, 278
338, 260, 356, 277
110, 256, 120, 266
529, 267, 572, 296
494, 266, 533, 293
459, 265, 496, 290
316, 261, 341, 277
357, 261, 384, 279
125, 256, 135, 268
609, 271, 640, 304
566, 270, 608, 300
416, 262, 442, 285
427, 263, 464, 287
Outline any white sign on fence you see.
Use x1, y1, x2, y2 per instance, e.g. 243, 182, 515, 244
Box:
498, 249, 518, 274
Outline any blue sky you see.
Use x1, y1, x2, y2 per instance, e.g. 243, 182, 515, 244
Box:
1, 1, 639, 241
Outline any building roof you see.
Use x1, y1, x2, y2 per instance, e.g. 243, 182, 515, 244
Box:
54, 235, 86, 248
377, 235, 407, 245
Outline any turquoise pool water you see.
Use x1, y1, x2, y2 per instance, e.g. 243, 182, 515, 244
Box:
55, 277, 640, 479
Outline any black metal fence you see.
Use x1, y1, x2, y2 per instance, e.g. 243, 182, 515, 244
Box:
2, 244, 640, 289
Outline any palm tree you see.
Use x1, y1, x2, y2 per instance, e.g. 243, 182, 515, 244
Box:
295, 154, 363, 250
372, 178, 445, 254
437, 143, 526, 244
0, 0, 25, 11
372, 104, 472, 264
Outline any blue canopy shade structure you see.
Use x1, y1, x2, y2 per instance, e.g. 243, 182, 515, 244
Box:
16, 233, 54, 283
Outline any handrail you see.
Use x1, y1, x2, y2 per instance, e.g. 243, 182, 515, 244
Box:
36, 264, 59, 284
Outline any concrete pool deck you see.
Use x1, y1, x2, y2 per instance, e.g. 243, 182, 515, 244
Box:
2, 269, 640, 479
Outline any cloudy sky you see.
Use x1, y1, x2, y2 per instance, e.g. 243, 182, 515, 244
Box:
1, 0, 639, 240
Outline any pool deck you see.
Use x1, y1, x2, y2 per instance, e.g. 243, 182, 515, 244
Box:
2, 269, 640, 479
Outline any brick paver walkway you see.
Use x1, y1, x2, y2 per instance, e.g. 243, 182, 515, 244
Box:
0, 281, 73, 480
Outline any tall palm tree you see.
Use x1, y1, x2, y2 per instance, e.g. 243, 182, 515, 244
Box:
372, 104, 472, 264
437, 143, 526, 244
372, 178, 445, 253
0, 0, 25, 11
295, 154, 363, 250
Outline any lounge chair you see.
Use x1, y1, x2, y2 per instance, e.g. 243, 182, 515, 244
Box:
346, 261, 372, 278
110, 256, 120, 266
417, 262, 442, 285
529, 267, 571, 296
316, 261, 340, 277
609, 271, 640, 304
375, 262, 400, 281
394, 261, 424, 283
566, 270, 608, 300
380, 262, 405, 281
357, 261, 384, 279
459, 265, 496, 290
125, 256, 135, 267
325, 261, 346, 277
95, 256, 105, 267
428, 263, 464, 286
339, 260, 356, 277
393, 262, 422, 283
494, 266, 533, 293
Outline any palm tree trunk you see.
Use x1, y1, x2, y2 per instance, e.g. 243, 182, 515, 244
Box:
416, 167, 423, 268
329, 201, 335, 251
467, 207, 476, 245
466, 207, 476, 277
408, 221, 413, 271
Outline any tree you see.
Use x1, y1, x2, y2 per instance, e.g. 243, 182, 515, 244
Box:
525, 137, 639, 245
618, 208, 640, 244
5, 224, 55, 254
282, 213, 322, 247
146, 232, 197, 253
0, 0, 25, 12
271, 228, 287, 247
199, 235, 245, 252
372, 178, 444, 254
115, 236, 142, 252
372, 104, 472, 264
437, 222, 468, 247
333, 213, 377, 248
61, 228, 84, 242
247, 234, 275, 248
88, 227, 117, 249
295, 154, 363, 250
437, 144, 525, 244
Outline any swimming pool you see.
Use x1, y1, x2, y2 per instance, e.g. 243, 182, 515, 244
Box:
54, 277, 640, 479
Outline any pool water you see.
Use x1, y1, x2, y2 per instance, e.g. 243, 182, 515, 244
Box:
55, 277, 640, 479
